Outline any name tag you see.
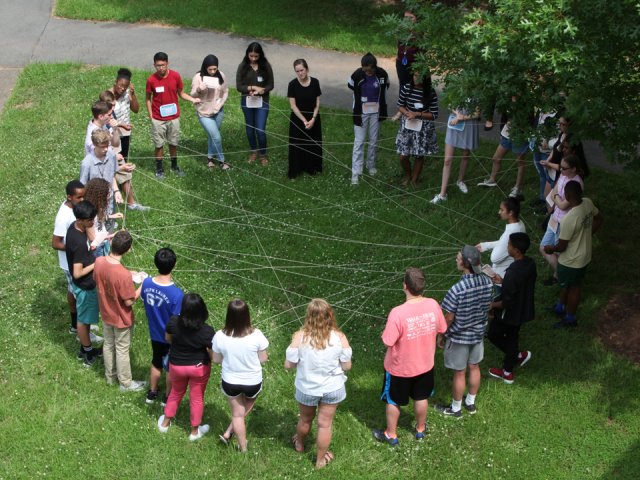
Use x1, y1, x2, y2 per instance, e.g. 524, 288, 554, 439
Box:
155, 86, 165, 93
256, 75, 264, 83
362, 102, 379, 114
414, 102, 423, 110
203, 76, 219, 88
159, 103, 178, 117
246, 95, 263, 108
405, 118, 423, 132
379, 78, 385, 85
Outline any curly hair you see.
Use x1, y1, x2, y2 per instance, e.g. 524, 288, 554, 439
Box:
83, 178, 111, 222
301, 298, 340, 350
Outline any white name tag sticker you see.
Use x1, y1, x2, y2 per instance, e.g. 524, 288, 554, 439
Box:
405, 118, 423, 132
159, 103, 178, 117
203, 76, 219, 88
362, 102, 379, 114
414, 102, 423, 109
256, 76, 264, 83
379, 78, 385, 84
155, 86, 165, 93
246, 95, 263, 108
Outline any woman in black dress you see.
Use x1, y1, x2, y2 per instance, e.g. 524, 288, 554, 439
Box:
287, 59, 322, 179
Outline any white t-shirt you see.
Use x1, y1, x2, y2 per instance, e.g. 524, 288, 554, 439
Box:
285, 330, 352, 396
211, 329, 269, 385
480, 221, 527, 278
53, 201, 76, 270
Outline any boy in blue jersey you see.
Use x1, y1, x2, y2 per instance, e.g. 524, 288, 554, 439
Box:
141, 248, 184, 404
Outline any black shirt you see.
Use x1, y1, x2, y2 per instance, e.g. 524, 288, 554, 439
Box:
500, 256, 537, 326
65, 223, 96, 290
166, 316, 215, 366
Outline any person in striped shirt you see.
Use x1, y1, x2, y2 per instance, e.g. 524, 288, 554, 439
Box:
436, 245, 493, 417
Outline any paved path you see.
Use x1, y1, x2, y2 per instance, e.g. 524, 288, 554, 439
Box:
0, 0, 619, 171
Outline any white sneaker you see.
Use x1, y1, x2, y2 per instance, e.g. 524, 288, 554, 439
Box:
477, 178, 497, 187
76, 332, 103, 343
456, 181, 468, 194
157, 415, 170, 433
509, 186, 523, 198
368, 168, 377, 176
128, 203, 150, 212
90, 324, 99, 332
189, 424, 210, 441
430, 194, 447, 204
351, 176, 359, 185
120, 380, 148, 393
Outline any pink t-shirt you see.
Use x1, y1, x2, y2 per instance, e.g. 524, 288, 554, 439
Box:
552, 174, 583, 223
382, 298, 447, 377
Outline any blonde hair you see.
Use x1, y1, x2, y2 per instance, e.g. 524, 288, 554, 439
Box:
91, 129, 110, 146
301, 298, 339, 350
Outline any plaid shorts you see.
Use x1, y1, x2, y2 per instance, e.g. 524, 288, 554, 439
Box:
295, 385, 346, 407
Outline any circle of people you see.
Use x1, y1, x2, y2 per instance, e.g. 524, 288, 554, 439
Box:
50, 37, 603, 468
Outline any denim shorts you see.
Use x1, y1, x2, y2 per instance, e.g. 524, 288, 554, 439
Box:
295, 386, 346, 406
500, 135, 529, 155
540, 224, 560, 247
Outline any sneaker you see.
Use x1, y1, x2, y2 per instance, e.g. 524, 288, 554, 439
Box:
155, 170, 165, 179
456, 181, 468, 194
516, 350, 532, 368
368, 168, 377, 176
69, 326, 78, 334
488, 367, 514, 384
82, 351, 99, 368
551, 303, 566, 316
76, 332, 103, 343
414, 424, 429, 440
462, 397, 477, 414
171, 166, 185, 177
157, 415, 170, 433
509, 186, 524, 199
189, 424, 210, 442
146, 390, 159, 404
372, 429, 399, 446
91, 346, 103, 357
161, 394, 168, 407
430, 193, 447, 204
477, 178, 497, 187
128, 203, 150, 212
553, 317, 577, 329
120, 380, 148, 393
351, 176, 359, 185
435, 403, 462, 418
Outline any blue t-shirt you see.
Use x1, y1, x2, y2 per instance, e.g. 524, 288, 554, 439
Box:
142, 277, 184, 343
361, 74, 380, 103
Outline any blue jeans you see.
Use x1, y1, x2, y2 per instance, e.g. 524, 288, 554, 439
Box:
241, 97, 269, 155
533, 150, 548, 200
198, 109, 225, 162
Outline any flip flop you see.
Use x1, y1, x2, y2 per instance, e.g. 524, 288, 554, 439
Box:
248, 152, 257, 163
316, 451, 334, 469
207, 160, 216, 169
219, 432, 234, 445
292, 434, 305, 453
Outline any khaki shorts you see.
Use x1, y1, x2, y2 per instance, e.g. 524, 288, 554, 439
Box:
443, 339, 484, 370
115, 158, 132, 185
151, 118, 180, 148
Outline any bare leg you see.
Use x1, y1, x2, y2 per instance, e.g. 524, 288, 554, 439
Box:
440, 144, 455, 196
489, 145, 509, 182
458, 150, 470, 182
385, 403, 401, 438
566, 285, 582, 316
169, 145, 178, 158
149, 364, 162, 393
227, 395, 255, 452
410, 157, 424, 185
222, 396, 256, 441
515, 153, 527, 188
315, 403, 338, 469
452, 369, 467, 402
121, 180, 135, 206
467, 363, 481, 396
295, 403, 317, 452
399, 155, 412, 185
540, 245, 558, 275
413, 399, 428, 433
77, 323, 91, 347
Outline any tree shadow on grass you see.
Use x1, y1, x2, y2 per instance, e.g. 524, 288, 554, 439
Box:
602, 439, 640, 479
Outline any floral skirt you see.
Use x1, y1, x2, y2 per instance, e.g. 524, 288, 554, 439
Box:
395, 118, 438, 156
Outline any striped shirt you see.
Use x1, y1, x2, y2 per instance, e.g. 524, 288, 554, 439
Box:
397, 84, 438, 118
441, 274, 493, 344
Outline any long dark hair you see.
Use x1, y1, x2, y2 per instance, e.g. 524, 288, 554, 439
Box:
241, 42, 269, 70
410, 73, 434, 110
179, 293, 209, 331
223, 299, 253, 338
199, 54, 224, 85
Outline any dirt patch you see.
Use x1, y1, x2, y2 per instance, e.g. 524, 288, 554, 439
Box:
13, 101, 33, 110
597, 293, 640, 365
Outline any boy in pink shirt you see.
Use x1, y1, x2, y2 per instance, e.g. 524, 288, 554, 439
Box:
373, 268, 447, 446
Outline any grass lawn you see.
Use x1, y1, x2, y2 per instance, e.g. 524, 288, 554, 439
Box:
55, 0, 399, 56
0, 63, 639, 479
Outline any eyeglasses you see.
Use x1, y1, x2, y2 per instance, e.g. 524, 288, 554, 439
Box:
560, 166, 572, 171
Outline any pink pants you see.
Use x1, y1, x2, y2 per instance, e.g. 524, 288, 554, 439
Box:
164, 363, 211, 427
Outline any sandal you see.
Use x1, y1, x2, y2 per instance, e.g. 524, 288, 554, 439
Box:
219, 431, 234, 446
220, 162, 231, 170
315, 451, 334, 469
292, 434, 305, 453
248, 152, 257, 163
207, 160, 216, 169
260, 155, 269, 166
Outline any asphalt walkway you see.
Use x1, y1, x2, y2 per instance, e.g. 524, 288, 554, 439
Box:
0, 0, 617, 171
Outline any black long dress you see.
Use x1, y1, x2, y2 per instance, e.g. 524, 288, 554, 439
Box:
287, 77, 322, 178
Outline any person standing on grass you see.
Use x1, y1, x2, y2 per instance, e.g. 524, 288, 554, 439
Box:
146, 51, 201, 179
142, 248, 184, 405
285, 299, 352, 469
435, 246, 493, 418
372, 268, 447, 446
213, 299, 269, 453
544, 181, 603, 328
487, 232, 536, 384
348, 52, 389, 185
52, 180, 86, 335
93, 230, 147, 392
158, 293, 215, 441
65, 200, 103, 367
80, 130, 122, 209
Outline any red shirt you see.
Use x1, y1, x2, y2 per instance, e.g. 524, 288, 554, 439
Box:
146, 69, 183, 121
382, 298, 447, 377
94, 257, 136, 328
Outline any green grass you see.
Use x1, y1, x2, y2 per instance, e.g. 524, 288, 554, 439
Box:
55, 0, 399, 56
0, 63, 639, 479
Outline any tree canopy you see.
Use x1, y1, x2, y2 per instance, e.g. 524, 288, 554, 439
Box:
382, 0, 640, 161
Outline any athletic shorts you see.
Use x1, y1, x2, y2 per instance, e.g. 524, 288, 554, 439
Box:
557, 263, 587, 288
443, 339, 484, 370
151, 118, 180, 148
71, 285, 99, 325
499, 135, 528, 155
295, 386, 346, 407
62, 269, 74, 294
221, 380, 262, 399
380, 368, 434, 406
151, 340, 170, 370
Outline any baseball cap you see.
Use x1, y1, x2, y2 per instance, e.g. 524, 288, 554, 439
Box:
461, 245, 481, 274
